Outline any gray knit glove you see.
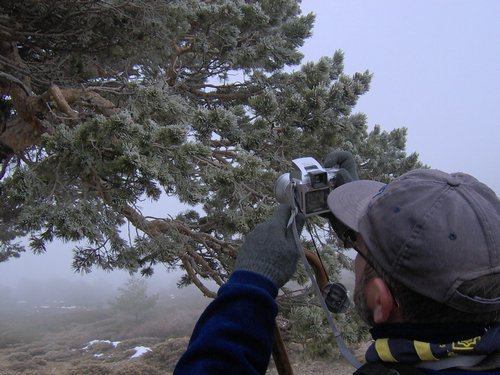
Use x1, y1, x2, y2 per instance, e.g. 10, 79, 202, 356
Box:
234, 204, 305, 288
323, 150, 359, 187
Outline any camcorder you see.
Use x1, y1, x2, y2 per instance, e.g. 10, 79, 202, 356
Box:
274, 157, 338, 217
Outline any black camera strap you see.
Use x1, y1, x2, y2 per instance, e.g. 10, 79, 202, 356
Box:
289, 207, 362, 369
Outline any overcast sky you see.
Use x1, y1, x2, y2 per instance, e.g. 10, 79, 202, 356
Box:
300, 0, 499, 193
1, 0, 498, 289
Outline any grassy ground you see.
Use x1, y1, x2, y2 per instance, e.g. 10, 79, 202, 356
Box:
0, 303, 365, 375
0, 299, 202, 375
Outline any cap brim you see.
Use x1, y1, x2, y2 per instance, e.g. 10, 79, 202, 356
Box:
327, 180, 386, 232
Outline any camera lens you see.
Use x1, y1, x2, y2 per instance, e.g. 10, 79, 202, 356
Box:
274, 173, 292, 204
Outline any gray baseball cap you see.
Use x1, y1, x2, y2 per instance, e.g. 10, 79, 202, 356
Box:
327, 168, 500, 313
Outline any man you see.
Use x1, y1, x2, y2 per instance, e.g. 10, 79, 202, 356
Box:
174, 152, 500, 374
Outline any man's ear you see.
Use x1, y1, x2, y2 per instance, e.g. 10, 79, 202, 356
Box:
365, 277, 400, 324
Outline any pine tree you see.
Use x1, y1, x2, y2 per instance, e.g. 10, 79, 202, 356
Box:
110, 278, 159, 322
0, 1, 420, 307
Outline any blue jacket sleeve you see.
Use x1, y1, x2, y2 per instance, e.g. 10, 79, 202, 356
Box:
173, 270, 279, 375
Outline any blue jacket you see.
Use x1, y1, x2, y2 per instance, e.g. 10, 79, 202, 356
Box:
174, 271, 278, 375
173, 270, 499, 375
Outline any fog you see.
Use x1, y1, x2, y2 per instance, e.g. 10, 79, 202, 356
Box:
0, 195, 209, 313
1, 0, 498, 314
0, 244, 200, 312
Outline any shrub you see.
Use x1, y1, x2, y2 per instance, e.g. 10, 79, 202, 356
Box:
43, 348, 78, 362
122, 313, 196, 340
7, 351, 32, 362
0, 370, 50, 375
8, 359, 39, 373
27, 346, 48, 356
113, 362, 163, 375
0, 329, 43, 348
142, 337, 189, 371
66, 362, 113, 375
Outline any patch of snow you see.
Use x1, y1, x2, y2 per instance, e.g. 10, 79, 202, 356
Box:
82, 340, 101, 350
130, 346, 152, 358
82, 339, 121, 350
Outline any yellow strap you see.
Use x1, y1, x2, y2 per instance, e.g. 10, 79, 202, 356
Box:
375, 339, 397, 362
414, 340, 438, 361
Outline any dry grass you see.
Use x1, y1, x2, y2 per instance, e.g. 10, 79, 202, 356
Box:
0, 296, 210, 375
0, 300, 363, 375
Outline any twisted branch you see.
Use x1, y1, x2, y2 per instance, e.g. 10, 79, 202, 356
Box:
181, 254, 217, 298
121, 204, 236, 296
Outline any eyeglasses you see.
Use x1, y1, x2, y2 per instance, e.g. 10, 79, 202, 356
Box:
341, 230, 376, 269
342, 230, 401, 309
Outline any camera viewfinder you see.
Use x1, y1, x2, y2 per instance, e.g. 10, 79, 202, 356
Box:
309, 171, 328, 189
